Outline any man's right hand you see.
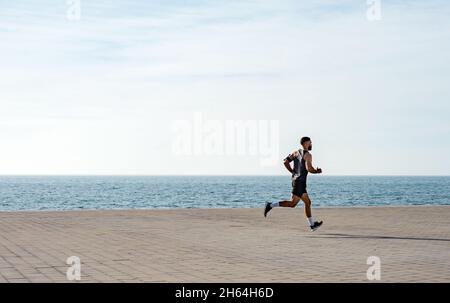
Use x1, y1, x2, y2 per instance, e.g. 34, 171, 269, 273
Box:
316, 168, 322, 174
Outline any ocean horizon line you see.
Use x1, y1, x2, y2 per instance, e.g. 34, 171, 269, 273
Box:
0, 174, 449, 177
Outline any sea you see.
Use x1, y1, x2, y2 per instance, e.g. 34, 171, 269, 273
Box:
0, 176, 448, 211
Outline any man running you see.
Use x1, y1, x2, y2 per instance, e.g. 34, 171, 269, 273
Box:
264, 136, 323, 231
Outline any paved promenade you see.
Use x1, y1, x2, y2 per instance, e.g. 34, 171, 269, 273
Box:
0, 206, 448, 282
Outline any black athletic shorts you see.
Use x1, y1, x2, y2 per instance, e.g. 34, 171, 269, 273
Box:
292, 179, 307, 197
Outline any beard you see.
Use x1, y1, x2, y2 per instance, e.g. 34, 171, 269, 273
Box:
308, 146, 312, 151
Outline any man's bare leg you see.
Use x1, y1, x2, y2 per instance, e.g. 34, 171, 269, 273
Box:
300, 193, 312, 218
300, 193, 323, 230
264, 194, 300, 217
278, 194, 301, 208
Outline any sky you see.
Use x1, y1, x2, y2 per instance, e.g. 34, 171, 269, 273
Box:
0, 0, 449, 175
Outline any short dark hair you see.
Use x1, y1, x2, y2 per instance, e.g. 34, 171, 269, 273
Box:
300, 136, 311, 145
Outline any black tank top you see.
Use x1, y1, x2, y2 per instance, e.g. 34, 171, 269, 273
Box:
292, 149, 308, 184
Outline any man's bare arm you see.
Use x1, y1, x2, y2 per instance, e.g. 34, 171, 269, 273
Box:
282, 150, 297, 174
304, 153, 322, 174
283, 158, 294, 174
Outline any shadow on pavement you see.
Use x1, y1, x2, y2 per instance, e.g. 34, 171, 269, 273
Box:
308, 233, 450, 242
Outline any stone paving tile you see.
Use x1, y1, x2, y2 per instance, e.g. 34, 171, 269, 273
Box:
0, 206, 449, 282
